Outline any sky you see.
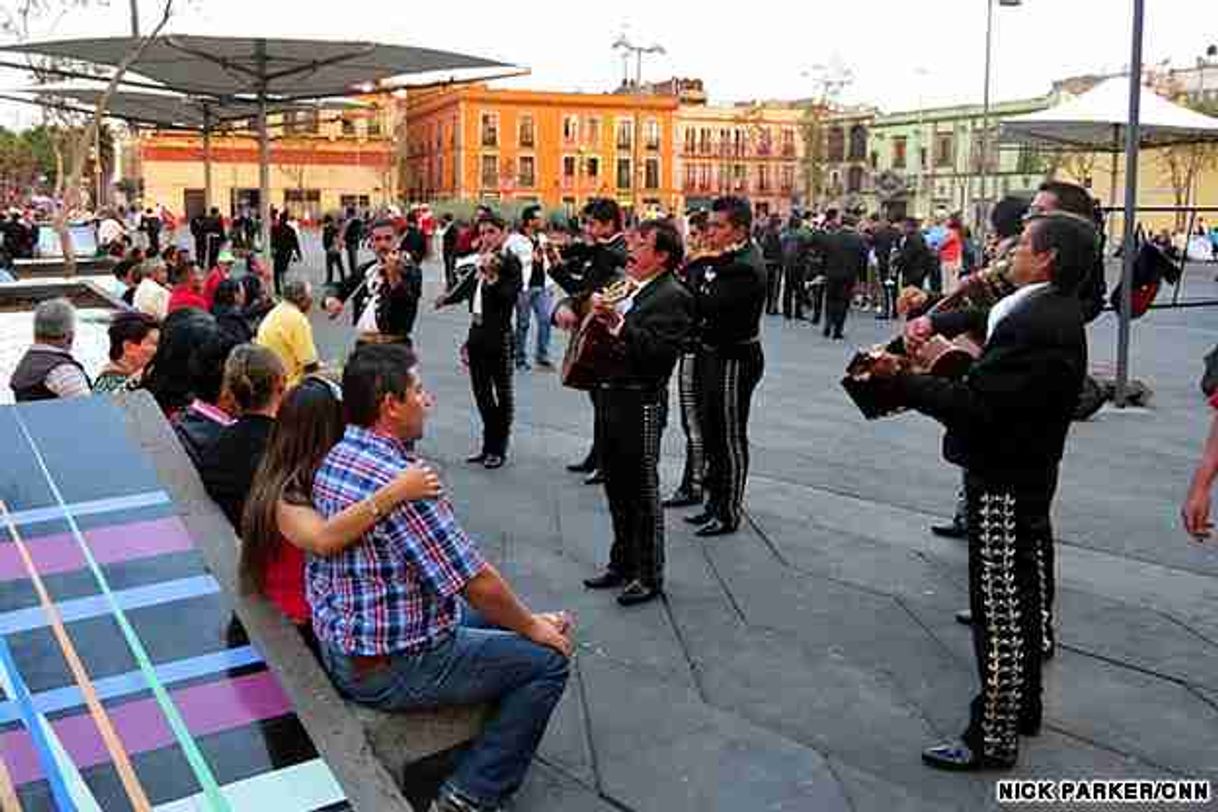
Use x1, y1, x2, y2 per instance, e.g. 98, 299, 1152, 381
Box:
0, 0, 1214, 128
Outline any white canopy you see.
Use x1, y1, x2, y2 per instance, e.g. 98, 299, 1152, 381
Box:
1000, 77, 1218, 151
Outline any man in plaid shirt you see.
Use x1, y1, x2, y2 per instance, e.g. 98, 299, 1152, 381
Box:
311, 343, 572, 812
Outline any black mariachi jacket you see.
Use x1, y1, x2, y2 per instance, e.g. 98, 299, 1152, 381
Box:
892, 285, 1086, 485
694, 242, 767, 354
438, 251, 523, 352
329, 258, 423, 338
550, 234, 628, 298
602, 272, 695, 392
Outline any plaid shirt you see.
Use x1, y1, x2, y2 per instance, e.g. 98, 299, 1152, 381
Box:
310, 425, 486, 656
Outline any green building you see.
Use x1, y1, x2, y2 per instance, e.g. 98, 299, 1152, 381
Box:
863, 95, 1055, 223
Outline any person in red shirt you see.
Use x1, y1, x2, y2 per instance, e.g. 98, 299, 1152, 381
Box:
202, 249, 236, 309
166, 259, 209, 313
240, 376, 442, 637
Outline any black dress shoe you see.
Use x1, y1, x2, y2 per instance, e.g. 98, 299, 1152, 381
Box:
583, 469, 605, 485
955, 609, 973, 626
921, 741, 1015, 772
483, 454, 505, 469
661, 489, 702, 509
683, 510, 715, 526
695, 518, 737, 537
465, 452, 487, 464
930, 522, 968, 539
616, 580, 662, 607
583, 570, 625, 590
566, 457, 596, 473
1018, 716, 1042, 737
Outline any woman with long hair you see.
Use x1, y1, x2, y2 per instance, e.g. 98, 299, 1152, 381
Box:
241, 376, 441, 637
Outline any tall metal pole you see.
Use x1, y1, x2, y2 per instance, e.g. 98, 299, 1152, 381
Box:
255, 40, 272, 262
979, 0, 994, 241
129, 0, 139, 36
94, 124, 103, 208
633, 49, 642, 221
1115, 0, 1145, 407
201, 104, 213, 212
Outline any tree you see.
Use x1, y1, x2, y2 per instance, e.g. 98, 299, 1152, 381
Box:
2, 0, 175, 271
1156, 82, 1218, 230
799, 103, 827, 206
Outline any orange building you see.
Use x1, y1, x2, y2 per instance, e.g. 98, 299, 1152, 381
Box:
405, 84, 679, 217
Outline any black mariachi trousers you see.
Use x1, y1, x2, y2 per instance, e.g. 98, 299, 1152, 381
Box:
700, 344, 764, 528
467, 326, 514, 457
675, 350, 706, 497
596, 388, 665, 587
782, 261, 807, 319
764, 261, 782, 314
823, 278, 852, 337
961, 470, 1056, 763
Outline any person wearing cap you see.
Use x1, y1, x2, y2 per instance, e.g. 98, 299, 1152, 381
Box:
202, 248, 237, 310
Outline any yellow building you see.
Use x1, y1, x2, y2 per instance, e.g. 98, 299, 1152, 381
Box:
405, 83, 679, 217
126, 104, 400, 224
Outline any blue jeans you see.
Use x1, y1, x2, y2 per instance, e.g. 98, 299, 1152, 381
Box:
321, 607, 569, 808
514, 287, 553, 365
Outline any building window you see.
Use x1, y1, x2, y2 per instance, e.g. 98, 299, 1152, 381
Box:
699, 128, 712, 155
481, 154, 498, 187
518, 155, 536, 188
341, 118, 356, 136
779, 164, 794, 192
699, 164, 712, 190
757, 164, 770, 193
645, 119, 661, 151
585, 155, 600, 179
732, 163, 746, 191
757, 127, 773, 156
848, 125, 868, 161
781, 128, 796, 157
563, 115, 579, 143
481, 113, 498, 148
616, 119, 633, 150
519, 115, 535, 148
563, 155, 577, 179
616, 157, 632, 189
826, 127, 845, 162
583, 116, 601, 144
562, 196, 577, 216
733, 129, 746, 157
935, 133, 954, 167
684, 127, 696, 154
919, 146, 928, 169
892, 137, 908, 169
684, 163, 697, 189
869, 151, 878, 169
367, 115, 381, 137
847, 166, 864, 193
644, 157, 660, 189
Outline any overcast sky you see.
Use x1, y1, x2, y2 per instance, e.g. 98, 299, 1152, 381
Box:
0, 0, 1214, 128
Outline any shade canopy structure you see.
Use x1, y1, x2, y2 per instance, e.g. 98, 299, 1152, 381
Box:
0, 34, 520, 252
1000, 77, 1218, 150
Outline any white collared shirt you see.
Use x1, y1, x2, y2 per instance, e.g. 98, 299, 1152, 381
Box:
987, 281, 1049, 340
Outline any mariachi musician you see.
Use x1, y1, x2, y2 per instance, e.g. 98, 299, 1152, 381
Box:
682, 196, 767, 537
663, 209, 712, 508
578, 218, 694, 606
551, 198, 628, 483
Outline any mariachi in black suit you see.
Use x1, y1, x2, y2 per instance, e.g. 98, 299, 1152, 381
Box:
892, 283, 1085, 766
596, 271, 694, 590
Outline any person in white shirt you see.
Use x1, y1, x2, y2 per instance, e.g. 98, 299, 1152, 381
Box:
507, 205, 555, 371
97, 212, 126, 251
133, 260, 171, 321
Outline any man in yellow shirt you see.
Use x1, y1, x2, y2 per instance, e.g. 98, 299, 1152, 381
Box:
256, 278, 320, 387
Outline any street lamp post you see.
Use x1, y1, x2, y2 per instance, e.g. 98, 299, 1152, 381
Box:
613, 35, 664, 221
979, 0, 1022, 242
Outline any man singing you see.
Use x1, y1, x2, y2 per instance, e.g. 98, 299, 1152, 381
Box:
684, 196, 766, 537
870, 212, 1093, 770
579, 219, 694, 606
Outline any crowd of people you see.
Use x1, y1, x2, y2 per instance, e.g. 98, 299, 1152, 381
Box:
10, 176, 1218, 810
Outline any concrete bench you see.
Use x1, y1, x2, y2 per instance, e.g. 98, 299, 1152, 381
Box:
351, 701, 493, 779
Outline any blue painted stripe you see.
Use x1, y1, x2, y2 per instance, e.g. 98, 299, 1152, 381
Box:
0, 575, 220, 636
0, 637, 77, 811
0, 646, 263, 725
2, 491, 172, 530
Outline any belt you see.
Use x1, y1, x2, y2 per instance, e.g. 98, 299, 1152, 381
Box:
471, 313, 483, 326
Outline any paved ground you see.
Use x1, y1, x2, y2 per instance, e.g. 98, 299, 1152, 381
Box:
303, 241, 1218, 810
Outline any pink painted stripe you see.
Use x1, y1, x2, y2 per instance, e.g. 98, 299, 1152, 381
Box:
0, 517, 193, 583
1, 670, 292, 786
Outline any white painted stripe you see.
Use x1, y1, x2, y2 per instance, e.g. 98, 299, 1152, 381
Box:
5, 492, 171, 529
153, 760, 346, 812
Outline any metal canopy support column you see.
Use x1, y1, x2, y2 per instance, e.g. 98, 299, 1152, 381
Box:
202, 103, 213, 212
255, 39, 272, 262
1115, 0, 1145, 407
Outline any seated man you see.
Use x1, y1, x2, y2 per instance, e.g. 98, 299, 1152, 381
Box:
311, 343, 572, 812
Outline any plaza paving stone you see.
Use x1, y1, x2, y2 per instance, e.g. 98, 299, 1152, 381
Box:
294, 247, 1218, 808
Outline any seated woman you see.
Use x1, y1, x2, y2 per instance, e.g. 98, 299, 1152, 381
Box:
93, 310, 160, 394
240, 376, 442, 639
199, 344, 286, 528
